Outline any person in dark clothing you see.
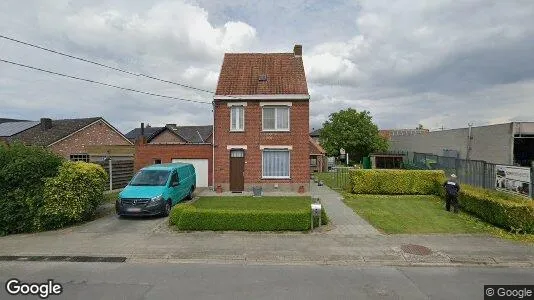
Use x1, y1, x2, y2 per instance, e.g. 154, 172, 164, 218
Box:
443, 174, 460, 213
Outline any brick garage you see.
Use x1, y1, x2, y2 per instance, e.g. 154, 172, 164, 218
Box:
134, 142, 213, 187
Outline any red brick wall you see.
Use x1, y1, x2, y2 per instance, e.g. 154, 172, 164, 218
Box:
134, 143, 213, 186
214, 100, 309, 191
49, 120, 131, 159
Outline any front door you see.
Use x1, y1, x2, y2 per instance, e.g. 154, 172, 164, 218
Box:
229, 150, 245, 192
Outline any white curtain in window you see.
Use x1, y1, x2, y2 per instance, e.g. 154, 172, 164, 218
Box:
263, 107, 275, 130
231, 106, 244, 130
263, 150, 290, 177
276, 107, 289, 129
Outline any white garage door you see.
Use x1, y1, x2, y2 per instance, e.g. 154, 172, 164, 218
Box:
171, 158, 209, 187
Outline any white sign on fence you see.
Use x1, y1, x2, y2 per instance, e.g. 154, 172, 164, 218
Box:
495, 165, 531, 198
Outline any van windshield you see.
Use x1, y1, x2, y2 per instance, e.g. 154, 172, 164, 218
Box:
129, 170, 170, 186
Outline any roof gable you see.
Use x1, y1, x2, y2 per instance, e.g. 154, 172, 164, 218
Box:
8, 117, 132, 146
145, 125, 213, 144
215, 49, 308, 96
309, 137, 325, 155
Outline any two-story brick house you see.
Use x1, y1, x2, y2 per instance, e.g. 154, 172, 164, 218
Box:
213, 45, 310, 193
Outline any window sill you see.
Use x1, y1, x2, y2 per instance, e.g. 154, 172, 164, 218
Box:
229, 130, 245, 133
261, 130, 290, 133
262, 177, 291, 180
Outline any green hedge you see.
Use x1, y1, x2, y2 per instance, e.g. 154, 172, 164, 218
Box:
169, 204, 328, 231
458, 185, 534, 233
0, 143, 63, 235
350, 169, 445, 195
37, 161, 108, 230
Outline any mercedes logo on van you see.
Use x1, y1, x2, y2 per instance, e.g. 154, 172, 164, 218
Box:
132, 199, 137, 206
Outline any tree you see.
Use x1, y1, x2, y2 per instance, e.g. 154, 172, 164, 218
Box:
319, 108, 388, 162
416, 124, 424, 130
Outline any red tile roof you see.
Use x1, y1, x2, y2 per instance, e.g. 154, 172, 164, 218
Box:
215, 51, 309, 96
309, 137, 325, 155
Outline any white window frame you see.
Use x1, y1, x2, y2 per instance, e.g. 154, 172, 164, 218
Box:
262, 105, 290, 132
229, 105, 245, 132
261, 148, 291, 179
70, 153, 89, 162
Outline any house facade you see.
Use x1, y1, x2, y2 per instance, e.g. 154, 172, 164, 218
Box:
213, 45, 310, 193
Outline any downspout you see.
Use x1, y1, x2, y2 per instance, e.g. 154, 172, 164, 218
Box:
212, 101, 215, 191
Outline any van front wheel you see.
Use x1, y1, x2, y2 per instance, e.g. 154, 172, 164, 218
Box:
162, 200, 171, 217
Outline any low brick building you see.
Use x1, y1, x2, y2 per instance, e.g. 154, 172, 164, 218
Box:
0, 117, 132, 160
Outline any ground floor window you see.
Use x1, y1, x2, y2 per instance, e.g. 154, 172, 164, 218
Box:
310, 157, 317, 166
154, 159, 162, 164
70, 153, 89, 162
262, 149, 290, 178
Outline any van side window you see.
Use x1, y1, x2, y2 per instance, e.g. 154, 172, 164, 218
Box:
170, 172, 179, 186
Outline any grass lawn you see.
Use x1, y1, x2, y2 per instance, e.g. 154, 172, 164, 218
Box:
344, 194, 501, 234
193, 196, 312, 211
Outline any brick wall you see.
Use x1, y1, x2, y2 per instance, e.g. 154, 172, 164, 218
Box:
49, 119, 131, 159
214, 100, 310, 192
134, 142, 213, 186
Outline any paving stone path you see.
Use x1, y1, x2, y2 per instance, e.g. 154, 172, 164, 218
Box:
310, 180, 381, 236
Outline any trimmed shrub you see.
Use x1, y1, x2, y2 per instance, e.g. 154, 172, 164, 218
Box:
0, 143, 63, 236
37, 161, 108, 230
169, 204, 329, 231
458, 185, 534, 233
350, 169, 445, 195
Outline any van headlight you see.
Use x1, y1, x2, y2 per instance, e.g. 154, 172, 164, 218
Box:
150, 195, 163, 202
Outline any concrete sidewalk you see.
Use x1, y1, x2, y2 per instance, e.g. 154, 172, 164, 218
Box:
0, 221, 532, 267
311, 181, 381, 236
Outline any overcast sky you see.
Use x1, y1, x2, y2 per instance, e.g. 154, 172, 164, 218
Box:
1, 0, 533, 133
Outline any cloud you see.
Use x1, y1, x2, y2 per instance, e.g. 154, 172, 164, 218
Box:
0, 0, 256, 131
1, 0, 533, 134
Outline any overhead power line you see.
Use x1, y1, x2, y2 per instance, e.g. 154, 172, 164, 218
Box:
0, 58, 212, 105
0, 34, 215, 94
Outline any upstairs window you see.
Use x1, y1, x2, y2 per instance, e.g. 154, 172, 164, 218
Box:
230, 106, 245, 131
262, 106, 289, 131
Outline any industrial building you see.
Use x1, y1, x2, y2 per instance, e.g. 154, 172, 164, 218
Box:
389, 122, 534, 167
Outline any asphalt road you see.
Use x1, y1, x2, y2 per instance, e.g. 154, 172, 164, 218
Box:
1, 262, 533, 300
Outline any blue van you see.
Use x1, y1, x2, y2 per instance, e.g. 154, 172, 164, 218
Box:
116, 163, 196, 217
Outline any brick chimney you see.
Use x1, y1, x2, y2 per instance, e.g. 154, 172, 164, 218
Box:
293, 44, 302, 57
40, 118, 52, 131
136, 122, 147, 145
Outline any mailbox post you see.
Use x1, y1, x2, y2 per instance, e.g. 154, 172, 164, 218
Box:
311, 203, 322, 230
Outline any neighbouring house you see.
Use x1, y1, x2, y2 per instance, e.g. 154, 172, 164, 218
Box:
0, 117, 133, 161
389, 122, 534, 166
131, 123, 213, 188
309, 128, 322, 144
124, 124, 164, 143
213, 44, 310, 193
309, 137, 326, 173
